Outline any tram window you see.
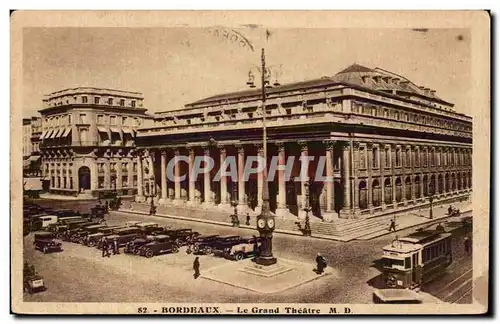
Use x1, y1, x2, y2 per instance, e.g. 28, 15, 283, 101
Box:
404, 257, 411, 269
382, 258, 404, 268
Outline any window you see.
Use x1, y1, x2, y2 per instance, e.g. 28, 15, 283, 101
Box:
110, 116, 116, 125
430, 149, 435, 166
94, 97, 100, 104
405, 148, 411, 167
122, 116, 128, 126
395, 147, 401, 167
68, 114, 72, 124
415, 149, 420, 167
108, 98, 113, 105
372, 147, 379, 169
404, 257, 411, 269
120, 99, 125, 106
395, 111, 400, 120
79, 114, 87, 124
97, 115, 104, 124
131, 100, 136, 108
82, 96, 88, 103
359, 147, 366, 169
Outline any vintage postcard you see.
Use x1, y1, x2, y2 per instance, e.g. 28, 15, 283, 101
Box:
11, 10, 490, 315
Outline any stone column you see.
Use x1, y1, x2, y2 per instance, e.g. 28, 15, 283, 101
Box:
323, 140, 336, 221
381, 175, 386, 209
104, 158, 110, 189
218, 146, 230, 209
136, 153, 144, 202
159, 150, 168, 204
420, 172, 424, 199
116, 160, 123, 190
203, 147, 213, 206
90, 159, 98, 192
255, 144, 264, 214
188, 148, 196, 205
340, 142, 352, 218
237, 145, 246, 207
174, 149, 182, 204
391, 144, 397, 206
298, 141, 309, 220
435, 172, 439, 196
367, 143, 374, 211
275, 142, 289, 218
127, 158, 133, 189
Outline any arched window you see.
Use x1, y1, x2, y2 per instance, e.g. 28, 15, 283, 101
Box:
414, 176, 421, 198
359, 180, 368, 210
395, 177, 402, 202
384, 178, 392, 204
405, 176, 412, 200
372, 179, 381, 207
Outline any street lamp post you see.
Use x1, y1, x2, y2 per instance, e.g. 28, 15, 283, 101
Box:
249, 48, 280, 266
303, 182, 312, 236
231, 183, 239, 227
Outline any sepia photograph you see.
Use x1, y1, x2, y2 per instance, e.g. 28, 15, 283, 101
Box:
10, 10, 490, 315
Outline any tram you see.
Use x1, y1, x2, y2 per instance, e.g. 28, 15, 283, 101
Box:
381, 229, 452, 289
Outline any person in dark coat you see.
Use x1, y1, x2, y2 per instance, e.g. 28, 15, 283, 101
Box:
112, 238, 120, 255
246, 213, 251, 226
388, 218, 396, 232
102, 237, 110, 257
448, 205, 453, 215
436, 223, 445, 233
464, 235, 472, 256
315, 252, 327, 274
193, 257, 200, 279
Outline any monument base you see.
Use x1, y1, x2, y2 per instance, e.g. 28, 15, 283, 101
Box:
240, 259, 292, 278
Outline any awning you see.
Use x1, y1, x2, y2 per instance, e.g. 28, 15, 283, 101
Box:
49, 129, 58, 138
110, 127, 121, 133
40, 130, 47, 139
28, 155, 41, 162
61, 127, 72, 137
44, 129, 53, 139
122, 127, 133, 134
54, 129, 63, 138
97, 126, 108, 133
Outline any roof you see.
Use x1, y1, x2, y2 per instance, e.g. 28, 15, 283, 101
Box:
400, 230, 440, 244
183, 63, 453, 109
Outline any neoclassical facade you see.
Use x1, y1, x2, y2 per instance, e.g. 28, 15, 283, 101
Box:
39, 87, 151, 198
135, 64, 472, 220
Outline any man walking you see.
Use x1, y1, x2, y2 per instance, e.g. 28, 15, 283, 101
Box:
102, 237, 110, 258
113, 238, 120, 255
388, 218, 397, 232
193, 257, 200, 279
246, 213, 251, 226
315, 252, 327, 274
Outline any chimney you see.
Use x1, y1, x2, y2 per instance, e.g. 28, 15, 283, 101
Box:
400, 80, 410, 86
424, 87, 431, 96
361, 75, 369, 83
430, 89, 436, 96
419, 86, 426, 91
392, 78, 400, 85
373, 76, 382, 83
382, 76, 391, 83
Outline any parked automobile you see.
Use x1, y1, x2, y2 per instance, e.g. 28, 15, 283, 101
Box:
70, 224, 108, 243
33, 231, 63, 253
91, 205, 108, 218
23, 262, 46, 294
53, 209, 79, 218
138, 235, 179, 258
224, 236, 262, 261
187, 235, 221, 254
211, 236, 246, 257
124, 235, 158, 254
85, 226, 126, 246
53, 220, 95, 240
163, 229, 200, 246
97, 227, 141, 249
36, 215, 58, 229
60, 221, 95, 241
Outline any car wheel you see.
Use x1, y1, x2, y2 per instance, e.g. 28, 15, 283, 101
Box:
172, 246, 179, 253
205, 246, 212, 255
88, 241, 95, 247
192, 245, 199, 253
145, 250, 154, 258
175, 239, 182, 246
235, 252, 244, 261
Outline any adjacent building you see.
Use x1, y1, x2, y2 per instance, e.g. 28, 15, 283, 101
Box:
134, 64, 472, 221
38, 87, 151, 198
23, 117, 43, 177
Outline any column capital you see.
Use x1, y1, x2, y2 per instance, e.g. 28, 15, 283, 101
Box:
298, 141, 308, 152
203, 147, 210, 156
342, 141, 352, 150
173, 148, 180, 156
275, 141, 285, 152
161, 150, 167, 157
237, 146, 245, 154
254, 143, 264, 154
323, 140, 336, 149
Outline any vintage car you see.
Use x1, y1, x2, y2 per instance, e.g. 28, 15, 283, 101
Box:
224, 236, 262, 261
187, 235, 221, 254
162, 228, 200, 246
124, 235, 158, 254
54, 209, 79, 218
59, 221, 96, 241
85, 226, 126, 246
211, 236, 246, 257
33, 231, 63, 253
125, 220, 142, 227
97, 227, 141, 248
90, 205, 108, 218
23, 262, 46, 294
195, 235, 243, 256
138, 235, 179, 257
70, 224, 108, 243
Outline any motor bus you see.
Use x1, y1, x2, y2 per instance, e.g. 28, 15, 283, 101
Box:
381, 229, 452, 289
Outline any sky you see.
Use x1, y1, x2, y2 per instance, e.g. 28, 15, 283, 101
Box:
22, 27, 471, 117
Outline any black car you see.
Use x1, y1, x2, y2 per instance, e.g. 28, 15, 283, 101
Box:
163, 229, 200, 246
54, 209, 79, 218
59, 221, 95, 241
33, 232, 63, 253
138, 235, 179, 258
124, 235, 158, 254
70, 224, 108, 243
85, 226, 126, 246
98, 227, 141, 249
188, 235, 221, 254
211, 236, 246, 257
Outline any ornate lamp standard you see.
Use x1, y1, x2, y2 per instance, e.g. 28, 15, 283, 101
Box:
247, 48, 281, 266
231, 183, 239, 227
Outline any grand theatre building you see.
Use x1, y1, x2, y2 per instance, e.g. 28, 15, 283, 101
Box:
135, 64, 472, 222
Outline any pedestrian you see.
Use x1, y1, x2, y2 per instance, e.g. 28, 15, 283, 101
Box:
388, 218, 396, 232
113, 238, 119, 255
193, 257, 200, 279
464, 235, 472, 256
101, 237, 108, 257
315, 252, 327, 274
436, 223, 445, 233
246, 213, 251, 226
448, 205, 453, 215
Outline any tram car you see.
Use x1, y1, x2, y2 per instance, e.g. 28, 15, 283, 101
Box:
381, 229, 452, 289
